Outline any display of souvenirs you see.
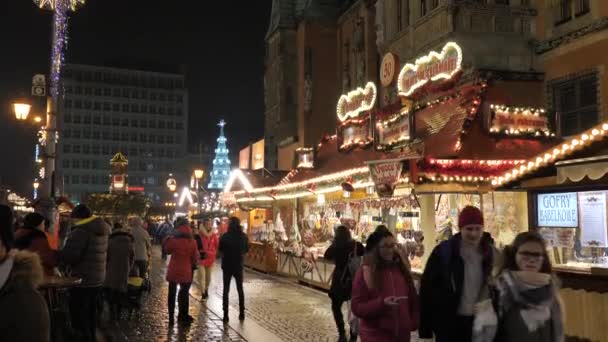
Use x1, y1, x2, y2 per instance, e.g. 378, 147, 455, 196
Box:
482, 192, 527, 249
274, 213, 288, 242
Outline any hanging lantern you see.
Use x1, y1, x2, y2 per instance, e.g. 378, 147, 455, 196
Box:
341, 176, 354, 192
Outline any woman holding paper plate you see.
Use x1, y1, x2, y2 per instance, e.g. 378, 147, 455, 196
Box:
351, 230, 419, 342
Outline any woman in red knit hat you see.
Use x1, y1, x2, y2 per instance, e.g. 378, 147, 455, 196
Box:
418, 206, 496, 342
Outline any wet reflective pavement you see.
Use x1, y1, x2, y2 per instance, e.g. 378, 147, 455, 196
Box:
102, 247, 347, 342
100, 247, 247, 342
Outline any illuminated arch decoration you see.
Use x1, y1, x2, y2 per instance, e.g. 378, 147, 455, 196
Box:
337, 82, 377, 122
397, 42, 463, 97
178, 187, 195, 207
223, 169, 254, 193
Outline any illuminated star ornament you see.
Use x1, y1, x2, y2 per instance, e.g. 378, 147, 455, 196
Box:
34, 0, 85, 11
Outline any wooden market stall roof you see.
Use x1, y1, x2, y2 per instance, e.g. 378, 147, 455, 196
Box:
492, 120, 608, 189
414, 80, 557, 161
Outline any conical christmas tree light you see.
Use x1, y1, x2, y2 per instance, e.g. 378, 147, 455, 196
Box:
208, 120, 232, 190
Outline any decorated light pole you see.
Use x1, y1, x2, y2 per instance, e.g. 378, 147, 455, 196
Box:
33, 0, 86, 198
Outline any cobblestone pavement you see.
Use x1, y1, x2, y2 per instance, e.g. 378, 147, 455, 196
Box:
100, 247, 247, 342
205, 262, 345, 342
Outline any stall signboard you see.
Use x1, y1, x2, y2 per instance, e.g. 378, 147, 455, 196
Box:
579, 191, 608, 247
490, 105, 549, 135
380, 53, 399, 87
398, 42, 463, 97
376, 111, 411, 150
337, 82, 377, 122
367, 159, 403, 198
537, 192, 578, 228
338, 116, 373, 150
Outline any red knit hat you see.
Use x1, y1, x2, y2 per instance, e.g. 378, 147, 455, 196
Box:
458, 206, 484, 228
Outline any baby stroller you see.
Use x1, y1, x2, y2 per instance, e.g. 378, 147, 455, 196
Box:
126, 276, 145, 318
126, 263, 151, 318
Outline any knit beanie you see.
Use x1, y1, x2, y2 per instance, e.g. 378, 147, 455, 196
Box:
71, 204, 92, 219
458, 206, 484, 229
23, 212, 46, 230
0, 204, 14, 250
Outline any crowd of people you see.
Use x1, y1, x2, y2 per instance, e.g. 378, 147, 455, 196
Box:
0, 200, 563, 342
323, 205, 564, 342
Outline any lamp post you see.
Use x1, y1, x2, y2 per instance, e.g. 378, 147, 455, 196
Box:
32, 0, 85, 198
194, 169, 204, 215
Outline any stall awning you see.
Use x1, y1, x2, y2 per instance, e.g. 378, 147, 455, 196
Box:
556, 156, 608, 184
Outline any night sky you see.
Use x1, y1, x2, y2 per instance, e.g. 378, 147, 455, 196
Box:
0, 0, 271, 195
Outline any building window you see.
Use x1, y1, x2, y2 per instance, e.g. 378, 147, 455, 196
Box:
74, 100, 82, 109
83, 115, 91, 124
103, 131, 110, 140
158, 121, 166, 129
140, 134, 147, 142
63, 144, 72, 153
93, 131, 100, 140
94, 88, 102, 96
102, 145, 110, 154
73, 145, 81, 153
64, 130, 72, 138
73, 130, 81, 139
84, 100, 92, 109
94, 102, 101, 110
104, 102, 111, 111
131, 119, 138, 127
131, 104, 138, 113
104, 88, 111, 96
140, 120, 147, 128
72, 160, 80, 168
64, 113, 72, 123
113, 132, 120, 141
83, 130, 91, 139
92, 145, 100, 154
72, 175, 80, 184
167, 121, 174, 129
552, 72, 598, 136
176, 122, 184, 130
83, 145, 90, 154
64, 175, 70, 185
158, 136, 165, 144
149, 120, 156, 128
112, 117, 120, 126
575, 0, 590, 16
65, 100, 73, 109
112, 103, 119, 112
73, 115, 81, 124
130, 132, 138, 142
121, 118, 129, 127
62, 160, 70, 168
397, 0, 409, 31
103, 116, 111, 126
82, 160, 90, 169
122, 104, 129, 112
93, 115, 101, 125
167, 136, 174, 144
121, 132, 129, 141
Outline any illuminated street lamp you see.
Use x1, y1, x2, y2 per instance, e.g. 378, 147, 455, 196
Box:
13, 102, 32, 121
33, 180, 40, 190
166, 176, 177, 192
193, 169, 204, 214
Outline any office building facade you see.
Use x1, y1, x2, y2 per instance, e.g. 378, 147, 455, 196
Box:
57, 64, 188, 203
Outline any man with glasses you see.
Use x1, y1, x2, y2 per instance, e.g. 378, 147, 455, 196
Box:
419, 206, 496, 342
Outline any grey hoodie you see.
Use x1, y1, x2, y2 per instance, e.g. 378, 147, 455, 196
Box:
61, 216, 111, 287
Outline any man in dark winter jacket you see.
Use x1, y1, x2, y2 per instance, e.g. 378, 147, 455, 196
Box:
60, 204, 110, 341
419, 206, 495, 342
218, 217, 249, 323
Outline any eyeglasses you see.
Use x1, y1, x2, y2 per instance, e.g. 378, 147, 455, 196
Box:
380, 244, 396, 249
517, 251, 544, 260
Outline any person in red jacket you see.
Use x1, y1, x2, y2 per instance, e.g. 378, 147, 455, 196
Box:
14, 212, 58, 276
163, 217, 198, 325
352, 230, 419, 342
198, 218, 219, 299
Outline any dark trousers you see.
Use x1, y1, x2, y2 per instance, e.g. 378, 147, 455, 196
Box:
134, 260, 148, 278
436, 315, 474, 342
168, 282, 191, 319
69, 286, 101, 342
104, 288, 125, 321
331, 297, 347, 336
222, 268, 244, 315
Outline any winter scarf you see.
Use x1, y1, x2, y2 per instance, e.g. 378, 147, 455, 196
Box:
495, 271, 564, 342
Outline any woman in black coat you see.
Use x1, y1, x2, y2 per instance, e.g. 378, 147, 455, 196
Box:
324, 225, 364, 342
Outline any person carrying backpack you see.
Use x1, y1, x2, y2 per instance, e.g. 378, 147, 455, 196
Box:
324, 225, 364, 342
